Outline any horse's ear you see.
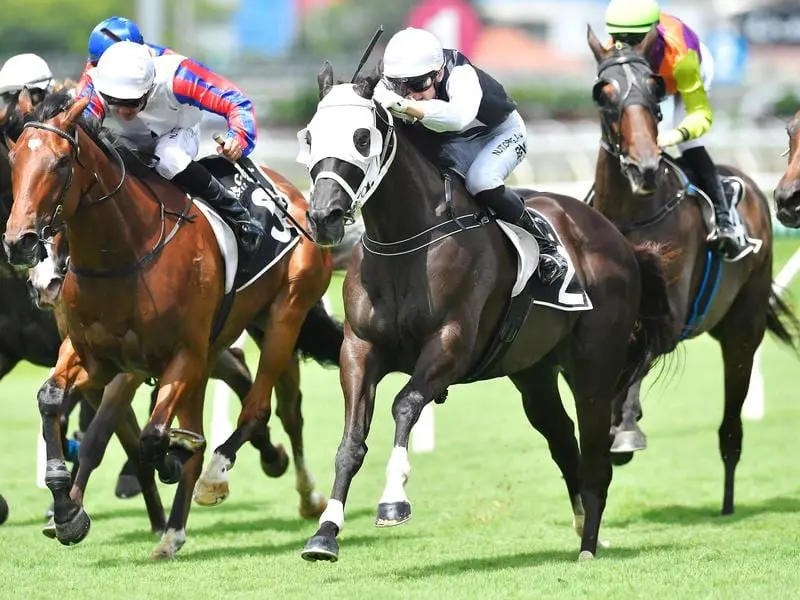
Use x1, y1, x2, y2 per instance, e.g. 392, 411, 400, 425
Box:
637, 26, 659, 55
357, 60, 382, 98
587, 24, 609, 62
17, 87, 34, 115
4, 132, 15, 152
318, 61, 334, 99
63, 95, 90, 126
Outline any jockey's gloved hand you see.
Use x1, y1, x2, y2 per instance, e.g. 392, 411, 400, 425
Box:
217, 133, 243, 161
373, 79, 409, 114
657, 128, 688, 149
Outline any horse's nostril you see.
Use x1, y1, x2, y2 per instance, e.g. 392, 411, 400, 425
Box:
325, 209, 344, 225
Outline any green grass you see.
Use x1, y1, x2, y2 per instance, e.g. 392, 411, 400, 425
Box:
2, 240, 800, 599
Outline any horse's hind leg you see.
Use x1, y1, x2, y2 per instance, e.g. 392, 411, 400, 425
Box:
194, 288, 312, 507
710, 276, 769, 515
216, 331, 289, 473
274, 357, 326, 519
610, 376, 647, 460
510, 364, 583, 537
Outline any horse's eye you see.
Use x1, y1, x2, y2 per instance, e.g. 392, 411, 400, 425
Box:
353, 128, 371, 157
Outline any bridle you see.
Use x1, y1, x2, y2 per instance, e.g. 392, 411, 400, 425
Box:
592, 49, 666, 173
21, 120, 124, 240
19, 120, 191, 278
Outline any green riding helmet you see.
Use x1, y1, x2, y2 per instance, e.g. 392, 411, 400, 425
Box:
605, 0, 661, 34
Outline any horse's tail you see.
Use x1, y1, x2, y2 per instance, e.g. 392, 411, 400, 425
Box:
765, 286, 800, 352
621, 242, 678, 389
294, 298, 344, 367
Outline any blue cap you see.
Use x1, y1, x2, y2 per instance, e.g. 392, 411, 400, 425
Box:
88, 16, 144, 65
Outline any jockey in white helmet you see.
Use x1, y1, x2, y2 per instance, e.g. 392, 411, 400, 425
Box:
373, 27, 566, 284
0, 53, 54, 106
81, 41, 264, 252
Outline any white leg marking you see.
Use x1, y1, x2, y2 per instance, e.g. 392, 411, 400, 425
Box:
378, 446, 411, 505
151, 527, 186, 560
319, 499, 344, 531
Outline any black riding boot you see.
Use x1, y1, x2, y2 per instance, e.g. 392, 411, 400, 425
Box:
475, 186, 567, 285
682, 147, 739, 251
172, 162, 265, 253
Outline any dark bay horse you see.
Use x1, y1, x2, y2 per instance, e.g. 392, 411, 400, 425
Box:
2, 91, 339, 558
587, 28, 799, 514
299, 64, 676, 562
774, 108, 800, 227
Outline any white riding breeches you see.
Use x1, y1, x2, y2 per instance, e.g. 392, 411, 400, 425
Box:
435, 111, 528, 195
659, 42, 715, 153
109, 123, 200, 179
153, 126, 201, 179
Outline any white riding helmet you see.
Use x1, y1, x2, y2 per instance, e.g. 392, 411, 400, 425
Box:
383, 27, 444, 80
93, 40, 155, 100
0, 53, 53, 94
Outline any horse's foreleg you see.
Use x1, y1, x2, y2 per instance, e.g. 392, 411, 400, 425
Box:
41, 339, 97, 545
274, 357, 326, 519
140, 349, 208, 487
70, 373, 165, 535
375, 330, 472, 529
194, 291, 308, 508
151, 389, 207, 560
301, 326, 385, 563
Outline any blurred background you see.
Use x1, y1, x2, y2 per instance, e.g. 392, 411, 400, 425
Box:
2, 0, 798, 209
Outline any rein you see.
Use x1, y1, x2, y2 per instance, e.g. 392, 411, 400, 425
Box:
22, 120, 193, 278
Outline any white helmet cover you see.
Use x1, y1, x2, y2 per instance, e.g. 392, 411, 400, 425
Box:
383, 27, 444, 79
0, 53, 53, 94
93, 40, 155, 100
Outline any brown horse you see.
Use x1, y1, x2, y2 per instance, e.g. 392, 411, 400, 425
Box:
0, 91, 296, 532
587, 28, 799, 514
2, 90, 338, 559
299, 63, 676, 562
774, 108, 800, 227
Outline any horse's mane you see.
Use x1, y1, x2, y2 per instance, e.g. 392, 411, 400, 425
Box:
28, 90, 104, 144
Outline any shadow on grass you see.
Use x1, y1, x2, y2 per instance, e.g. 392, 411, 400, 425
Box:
608, 496, 800, 528
110, 506, 377, 543
93, 533, 401, 567
391, 542, 680, 579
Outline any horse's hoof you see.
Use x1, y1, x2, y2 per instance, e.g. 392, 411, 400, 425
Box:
150, 545, 178, 560
115, 474, 142, 499
611, 452, 634, 466
55, 508, 91, 546
375, 501, 412, 527
299, 493, 328, 520
0, 495, 7, 525
158, 454, 183, 485
193, 478, 230, 506
610, 429, 646, 453
261, 445, 289, 478
578, 550, 595, 562
151, 528, 185, 560
42, 516, 56, 539
301, 535, 339, 562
